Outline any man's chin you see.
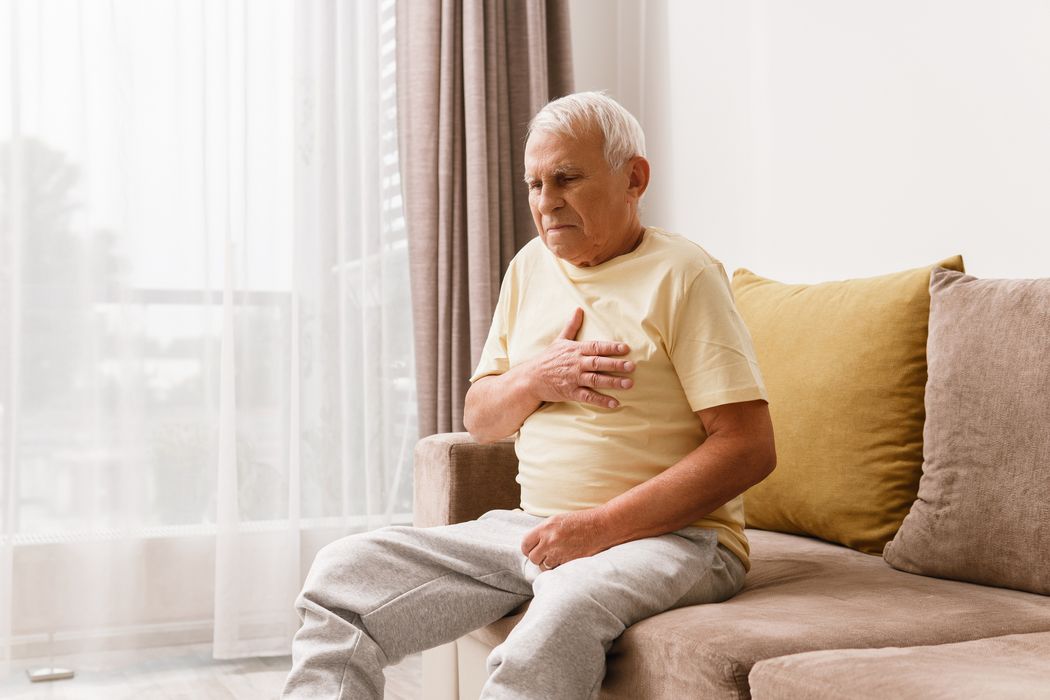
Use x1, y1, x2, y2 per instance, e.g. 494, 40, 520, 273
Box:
557, 252, 596, 267
543, 233, 583, 258
544, 243, 584, 266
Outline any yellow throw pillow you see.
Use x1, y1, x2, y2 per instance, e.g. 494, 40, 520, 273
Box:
732, 256, 964, 555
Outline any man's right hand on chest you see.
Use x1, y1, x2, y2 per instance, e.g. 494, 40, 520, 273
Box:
525, 307, 635, 410
464, 308, 635, 443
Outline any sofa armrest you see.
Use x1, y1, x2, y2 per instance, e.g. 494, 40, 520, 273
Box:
413, 432, 520, 527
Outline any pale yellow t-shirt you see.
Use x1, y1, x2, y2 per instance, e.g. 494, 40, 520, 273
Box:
469, 227, 768, 570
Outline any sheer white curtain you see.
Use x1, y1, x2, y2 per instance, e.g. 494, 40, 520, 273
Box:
0, 0, 413, 667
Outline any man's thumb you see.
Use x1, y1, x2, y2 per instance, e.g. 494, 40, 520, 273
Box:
558, 307, 584, 340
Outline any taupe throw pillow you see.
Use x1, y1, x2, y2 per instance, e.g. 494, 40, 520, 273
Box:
883, 267, 1050, 594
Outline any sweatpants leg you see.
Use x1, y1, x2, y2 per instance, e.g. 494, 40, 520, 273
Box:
481, 527, 746, 700
282, 510, 540, 700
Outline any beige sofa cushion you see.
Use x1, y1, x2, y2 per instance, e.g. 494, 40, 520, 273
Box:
748, 631, 1050, 700
883, 269, 1050, 594
731, 257, 963, 555
469, 530, 1050, 699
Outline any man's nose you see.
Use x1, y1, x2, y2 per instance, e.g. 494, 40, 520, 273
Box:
536, 186, 564, 214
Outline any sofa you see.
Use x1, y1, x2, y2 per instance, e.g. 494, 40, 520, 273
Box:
412, 260, 1050, 698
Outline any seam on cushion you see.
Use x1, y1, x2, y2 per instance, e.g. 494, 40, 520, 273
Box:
725, 653, 752, 700
446, 441, 458, 524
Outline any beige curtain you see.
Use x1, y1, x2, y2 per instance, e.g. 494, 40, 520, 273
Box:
397, 0, 573, 436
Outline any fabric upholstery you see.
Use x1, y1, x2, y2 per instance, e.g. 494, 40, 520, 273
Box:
883, 269, 1050, 594
412, 432, 519, 527
748, 631, 1050, 700
397, 0, 574, 436
731, 257, 964, 554
469, 530, 1050, 699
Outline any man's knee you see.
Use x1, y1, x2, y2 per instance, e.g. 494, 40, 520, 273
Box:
300, 528, 400, 602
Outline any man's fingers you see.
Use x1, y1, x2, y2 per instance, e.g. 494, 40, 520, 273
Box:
573, 387, 619, 409
521, 530, 539, 557
558, 307, 584, 341
581, 340, 630, 356
586, 357, 635, 374
580, 372, 634, 390
523, 533, 546, 565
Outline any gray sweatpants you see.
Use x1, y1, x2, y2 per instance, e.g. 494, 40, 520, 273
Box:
282, 509, 746, 700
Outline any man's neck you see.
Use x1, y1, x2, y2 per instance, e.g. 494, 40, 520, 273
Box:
571, 223, 646, 268
602, 224, 646, 264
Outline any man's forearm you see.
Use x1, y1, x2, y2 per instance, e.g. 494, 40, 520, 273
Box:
595, 432, 774, 546
463, 363, 542, 443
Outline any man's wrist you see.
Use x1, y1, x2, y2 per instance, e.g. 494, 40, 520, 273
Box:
590, 503, 625, 549
511, 358, 543, 406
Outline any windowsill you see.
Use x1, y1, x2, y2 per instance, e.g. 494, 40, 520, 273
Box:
2, 514, 413, 546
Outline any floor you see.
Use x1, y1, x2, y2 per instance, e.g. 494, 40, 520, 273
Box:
0, 644, 421, 699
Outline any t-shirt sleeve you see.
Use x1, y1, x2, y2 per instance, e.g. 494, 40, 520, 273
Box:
469, 265, 514, 383
669, 263, 768, 412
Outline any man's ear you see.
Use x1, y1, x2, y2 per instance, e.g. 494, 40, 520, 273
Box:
626, 156, 650, 201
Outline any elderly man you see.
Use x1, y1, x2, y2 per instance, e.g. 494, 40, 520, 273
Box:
283, 92, 775, 700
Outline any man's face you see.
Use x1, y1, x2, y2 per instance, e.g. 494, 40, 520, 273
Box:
524, 126, 641, 267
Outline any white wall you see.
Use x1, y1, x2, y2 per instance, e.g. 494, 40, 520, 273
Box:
570, 0, 1050, 281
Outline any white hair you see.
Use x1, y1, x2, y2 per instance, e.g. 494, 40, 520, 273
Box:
526, 91, 646, 171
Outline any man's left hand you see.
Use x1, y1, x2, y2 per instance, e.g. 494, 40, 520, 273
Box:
520, 509, 614, 571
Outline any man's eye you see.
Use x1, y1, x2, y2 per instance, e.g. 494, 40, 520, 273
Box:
528, 181, 542, 191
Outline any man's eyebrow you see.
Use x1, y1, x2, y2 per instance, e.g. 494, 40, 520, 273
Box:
554, 164, 584, 176
523, 165, 584, 184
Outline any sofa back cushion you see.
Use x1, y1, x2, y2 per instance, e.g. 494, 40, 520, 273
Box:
883, 268, 1050, 594
731, 257, 963, 554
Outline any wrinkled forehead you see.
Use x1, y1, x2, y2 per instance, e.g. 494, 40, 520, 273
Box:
523, 123, 606, 178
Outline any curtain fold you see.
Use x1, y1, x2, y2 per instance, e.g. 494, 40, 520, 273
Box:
397, 0, 574, 437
